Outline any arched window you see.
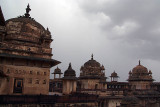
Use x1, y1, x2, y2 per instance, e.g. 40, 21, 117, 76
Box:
7, 69, 10, 73
28, 78, 32, 84
43, 80, 46, 84
15, 70, 18, 74
30, 71, 32, 74
35, 79, 39, 84
37, 71, 40, 75
95, 84, 98, 89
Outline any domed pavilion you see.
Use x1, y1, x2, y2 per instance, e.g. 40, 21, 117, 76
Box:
79, 54, 107, 90
128, 60, 153, 90
80, 54, 106, 79
110, 71, 119, 82
62, 63, 77, 94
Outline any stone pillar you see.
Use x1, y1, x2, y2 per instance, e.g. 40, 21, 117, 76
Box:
54, 74, 56, 79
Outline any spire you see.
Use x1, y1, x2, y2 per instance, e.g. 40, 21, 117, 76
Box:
0, 6, 5, 26
149, 70, 152, 74
68, 63, 72, 69
46, 27, 51, 34
56, 66, 59, 69
114, 70, 115, 73
139, 60, 141, 65
91, 54, 93, 60
101, 64, 105, 70
25, 4, 31, 18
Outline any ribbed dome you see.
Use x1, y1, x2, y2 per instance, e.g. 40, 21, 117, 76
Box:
64, 63, 76, 77
128, 60, 153, 81
5, 4, 51, 44
52, 66, 62, 74
6, 17, 45, 31
132, 64, 148, 75
131, 60, 149, 76
111, 71, 118, 77
80, 54, 106, 80
83, 54, 100, 67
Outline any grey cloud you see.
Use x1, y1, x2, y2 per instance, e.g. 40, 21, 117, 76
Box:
1, 0, 160, 81
78, 0, 160, 61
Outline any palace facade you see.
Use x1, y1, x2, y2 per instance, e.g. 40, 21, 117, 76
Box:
50, 55, 160, 107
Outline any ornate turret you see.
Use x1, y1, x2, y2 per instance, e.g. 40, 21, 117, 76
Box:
110, 71, 119, 82
128, 60, 153, 90
52, 66, 62, 79
149, 70, 152, 75
101, 65, 105, 70
80, 54, 106, 80
129, 70, 132, 76
63, 63, 76, 80
128, 60, 153, 81
79, 55, 107, 90
62, 63, 77, 94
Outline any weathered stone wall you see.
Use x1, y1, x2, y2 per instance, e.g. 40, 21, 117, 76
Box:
0, 62, 50, 95
80, 79, 99, 89
63, 80, 76, 94
107, 99, 121, 107
129, 81, 152, 90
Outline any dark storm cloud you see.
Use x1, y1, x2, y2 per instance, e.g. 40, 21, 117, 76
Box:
78, 0, 160, 60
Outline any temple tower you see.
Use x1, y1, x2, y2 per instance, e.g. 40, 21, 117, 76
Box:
128, 60, 153, 90
79, 54, 107, 90
110, 71, 119, 82
52, 66, 62, 79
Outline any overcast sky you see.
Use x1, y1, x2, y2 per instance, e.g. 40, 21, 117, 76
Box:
1, 0, 160, 82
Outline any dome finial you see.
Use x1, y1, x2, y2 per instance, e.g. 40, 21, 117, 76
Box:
25, 3, 31, 18
139, 60, 141, 65
47, 27, 49, 31
68, 63, 72, 69
91, 54, 93, 60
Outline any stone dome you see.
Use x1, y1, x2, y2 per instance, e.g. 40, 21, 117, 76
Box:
132, 60, 149, 75
5, 4, 51, 45
80, 54, 106, 80
52, 66, 62, 74
128, 60, 153, 81
111, 71, 118, 77
132, 65, 148, 75
83, 54, 101, 67
64, 63, 76, 77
